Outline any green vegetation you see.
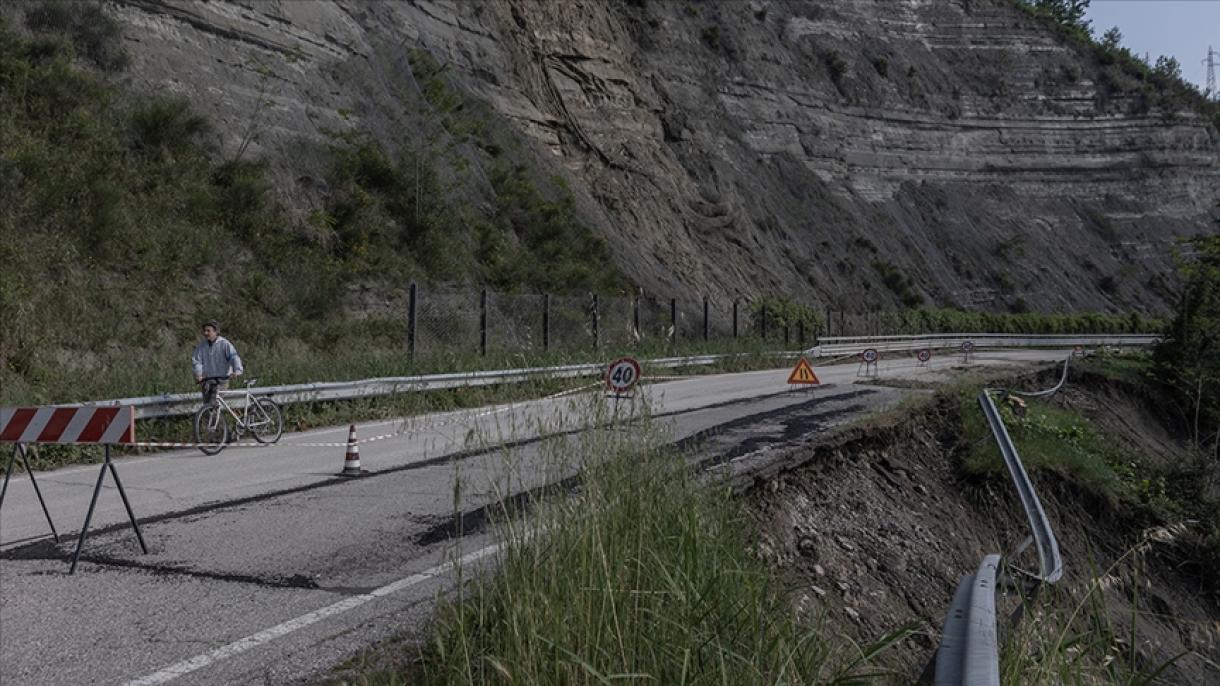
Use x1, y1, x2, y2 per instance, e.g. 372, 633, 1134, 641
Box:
749, 297, 822, 339
842, 308, 1156, 337
334, 404, 910, 684
959, 391, 1136, 510
1000, 530, 1191, 684
1015, 0, 1220, 127
954, 352, 1220, 602
0, 9, 621, 407
871, 260, 924, 308
823, 49, 849, 91
1154, 235, 1220, 452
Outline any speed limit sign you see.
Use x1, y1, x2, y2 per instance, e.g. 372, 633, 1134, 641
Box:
960, 340, 975, 353
606, 357, 642, 393
917, 349, 931, 363
861, 348, 879, 363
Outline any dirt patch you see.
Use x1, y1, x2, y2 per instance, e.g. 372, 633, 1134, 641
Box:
744, 375, 1220, 684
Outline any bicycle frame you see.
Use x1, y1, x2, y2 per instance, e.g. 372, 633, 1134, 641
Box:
203, 383, 269, 436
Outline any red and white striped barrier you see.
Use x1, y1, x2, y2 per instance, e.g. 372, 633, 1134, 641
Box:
1, 406, 135, 444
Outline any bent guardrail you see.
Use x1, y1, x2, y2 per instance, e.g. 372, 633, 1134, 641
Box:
979, 389, 1064, 583
935, 358, 1074, 683
807, 333, 1157, 357
935, 554, 1002, 686
61, 351, 802, 420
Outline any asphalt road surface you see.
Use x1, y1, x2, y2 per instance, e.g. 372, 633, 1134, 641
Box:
0, 349, 1069, 685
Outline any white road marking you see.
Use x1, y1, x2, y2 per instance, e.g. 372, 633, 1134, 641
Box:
124, 541, 504, 686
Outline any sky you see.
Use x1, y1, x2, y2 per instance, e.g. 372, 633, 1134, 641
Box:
1084, 0, 1220, 92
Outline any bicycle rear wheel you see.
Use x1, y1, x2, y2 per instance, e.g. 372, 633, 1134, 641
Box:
249, 397, 283, 444
194, 404, 229, 455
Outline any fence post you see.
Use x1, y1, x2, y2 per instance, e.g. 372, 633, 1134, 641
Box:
407, 282, 417, 359
670, 298, 677, 344
480, 289, 488, 357
733, 300, 739, 338
761, 303, 768, 341
543, 293, 551, 352
784, 320, 790, 345
702, 296, 709, 342
799, 319, 805, 346
592, 293, 600, 349
825, 305, 832, 337
633, 296, 640, 343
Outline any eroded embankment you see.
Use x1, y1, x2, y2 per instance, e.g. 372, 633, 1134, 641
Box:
745, 368, 1220, 684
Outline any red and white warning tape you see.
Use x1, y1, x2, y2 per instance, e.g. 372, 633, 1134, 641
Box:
125, 380, 607, 451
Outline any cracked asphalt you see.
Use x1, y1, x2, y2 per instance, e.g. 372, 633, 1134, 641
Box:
0, 351, 1067, 684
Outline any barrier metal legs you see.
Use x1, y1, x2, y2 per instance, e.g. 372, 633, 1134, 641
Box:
0, 444, 60, 543
69, 445, 147, 574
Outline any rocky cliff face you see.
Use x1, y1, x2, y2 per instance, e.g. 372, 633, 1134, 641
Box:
106, 0, 1218, 313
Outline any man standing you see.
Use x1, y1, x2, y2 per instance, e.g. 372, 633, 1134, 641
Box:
192, 319, 243, 403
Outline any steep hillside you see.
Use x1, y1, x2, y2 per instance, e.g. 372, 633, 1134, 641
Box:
97, 0, 1219, 311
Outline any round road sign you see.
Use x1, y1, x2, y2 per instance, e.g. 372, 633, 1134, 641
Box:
917, 349, 931, 363
861, 348, 879, 364
606, 357, 642, 393
960, 340, 975, 353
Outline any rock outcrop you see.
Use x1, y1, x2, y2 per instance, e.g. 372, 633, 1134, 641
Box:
106, 0, 1219, 313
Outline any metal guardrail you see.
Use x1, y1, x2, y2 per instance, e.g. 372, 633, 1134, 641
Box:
935, 357, 1074, 684
978, 390, 1064, 583
807, 333, 1158, 357
60, 352, 802, 420
935, 554, 1002, 686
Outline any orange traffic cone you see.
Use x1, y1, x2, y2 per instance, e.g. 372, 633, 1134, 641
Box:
339, 423, 365, 477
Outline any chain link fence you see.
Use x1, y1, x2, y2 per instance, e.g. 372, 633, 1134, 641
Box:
401, 284, 1133, 360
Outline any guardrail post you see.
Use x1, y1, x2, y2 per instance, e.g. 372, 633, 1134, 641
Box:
407, 282, 417, 359
480, 289, 488, 357
592, 293, 600, 349
702, 296, 709, 342
543, 293, 551, 352
670, 298, 677, 344
732, 300, 739, 338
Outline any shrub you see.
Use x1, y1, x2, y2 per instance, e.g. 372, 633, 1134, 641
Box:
24, 0, 128, 71
129, 97, 210, 157
872, 260, 924, 307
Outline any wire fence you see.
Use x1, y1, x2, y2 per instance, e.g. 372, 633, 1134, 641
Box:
400, 284, 1154, 360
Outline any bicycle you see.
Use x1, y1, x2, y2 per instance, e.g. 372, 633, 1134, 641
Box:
194, 376, 283, 455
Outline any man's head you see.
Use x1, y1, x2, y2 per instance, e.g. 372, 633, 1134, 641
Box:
202, 319, 220, 342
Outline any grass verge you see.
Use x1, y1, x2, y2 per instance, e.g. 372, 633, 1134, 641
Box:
328, 402, 911, 684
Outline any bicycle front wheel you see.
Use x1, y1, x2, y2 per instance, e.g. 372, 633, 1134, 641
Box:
249, 397, 283, 444
194, 404, 229, 455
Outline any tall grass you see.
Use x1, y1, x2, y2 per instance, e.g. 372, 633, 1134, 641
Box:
338, 400, 912, 684
999, 524, 1195, 685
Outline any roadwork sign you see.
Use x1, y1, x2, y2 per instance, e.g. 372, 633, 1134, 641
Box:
787, 357, 820, 385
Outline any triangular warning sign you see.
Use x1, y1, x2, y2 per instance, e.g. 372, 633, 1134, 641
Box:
787, 357, 820, 385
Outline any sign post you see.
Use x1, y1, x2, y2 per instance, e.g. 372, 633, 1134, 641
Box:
960, 340, 975, 364
858, 348, 880, 378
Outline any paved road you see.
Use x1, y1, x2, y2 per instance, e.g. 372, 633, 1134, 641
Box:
0, 349, 1067, 685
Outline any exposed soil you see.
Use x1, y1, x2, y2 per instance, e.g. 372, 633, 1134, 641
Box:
744, 368, 1220, 684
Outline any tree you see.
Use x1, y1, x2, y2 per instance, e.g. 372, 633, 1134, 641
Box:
1153, 55, 1184, 84
1100, 26, 1122, 51
1154, 234, 1220, 453
1031, 0, 1092, 33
